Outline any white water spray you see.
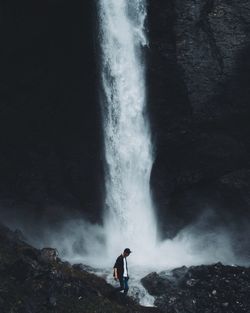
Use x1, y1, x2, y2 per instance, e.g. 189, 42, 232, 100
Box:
98, 0, 157, 260
22, 0, 239, 273
17, 0, 242, 306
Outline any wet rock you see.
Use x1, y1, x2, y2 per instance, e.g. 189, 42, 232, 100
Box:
186, 278, 199, 287
72, 263, 95, 272
40, 247, 59, 263
142, 263, 250, 313
147, 0, 250, 243
13, 229, 26, 242
7, 258, 33, 282
171, 266, 189, 281
141, 272, 174, 296
48, 295, 57, 307
0, 224, 161, 313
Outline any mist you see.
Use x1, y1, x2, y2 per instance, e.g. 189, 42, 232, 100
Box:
4, 207, 246, 269
1, 203, 249, 306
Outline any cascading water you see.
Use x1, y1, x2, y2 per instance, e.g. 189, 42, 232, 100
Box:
24, 0, 240, 306
33, 0, 238, 275
98, 0, 158, 261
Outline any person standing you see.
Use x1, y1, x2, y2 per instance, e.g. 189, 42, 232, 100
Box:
113, 248, 132, 295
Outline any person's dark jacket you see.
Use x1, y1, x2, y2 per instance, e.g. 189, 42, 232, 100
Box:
113, 254, 128, 279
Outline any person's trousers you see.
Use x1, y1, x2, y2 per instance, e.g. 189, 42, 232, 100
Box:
115, 277, 129, 295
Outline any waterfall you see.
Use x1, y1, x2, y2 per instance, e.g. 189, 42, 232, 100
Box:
24, 6, 240, 302
36, 0, 237, 273
98, 0, 157, 260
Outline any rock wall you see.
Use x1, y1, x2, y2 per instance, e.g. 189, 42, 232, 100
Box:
0, 0, 104, 223
1, 0, 250, 245
147, 0, 250, 238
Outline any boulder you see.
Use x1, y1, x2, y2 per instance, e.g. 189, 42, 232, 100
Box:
40, 247, 59, 263
142, 263, 250, 313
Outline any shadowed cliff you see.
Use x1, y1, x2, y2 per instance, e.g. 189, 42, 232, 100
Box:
0, 0, 103, 224
147, 0, 250, 244
0, 0, 250, 251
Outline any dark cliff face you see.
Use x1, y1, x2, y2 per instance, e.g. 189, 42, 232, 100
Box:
1, 0, 250, 246
0, 1, 104, 223
147, 0, 250, 240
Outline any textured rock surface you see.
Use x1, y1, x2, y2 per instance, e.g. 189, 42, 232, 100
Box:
0, 224, 160, 313
0, 1, 250, 246
142, 263, 250, 313
147, 0, 250, 238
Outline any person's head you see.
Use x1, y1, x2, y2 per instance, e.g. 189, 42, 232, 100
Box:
123, 248, 132, 257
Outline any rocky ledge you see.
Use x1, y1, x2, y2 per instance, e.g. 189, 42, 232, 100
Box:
0, 224, 159, 313
1, 222, 249, 313
142, 263, 250, 313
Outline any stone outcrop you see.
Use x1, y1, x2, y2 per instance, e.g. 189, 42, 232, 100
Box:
142, 263, 250, 313
2, 223, 250, 313
41, 247, 59, 263
0, 224, 160, 313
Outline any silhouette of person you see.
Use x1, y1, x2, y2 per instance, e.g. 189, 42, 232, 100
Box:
113, 248, 132, 295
